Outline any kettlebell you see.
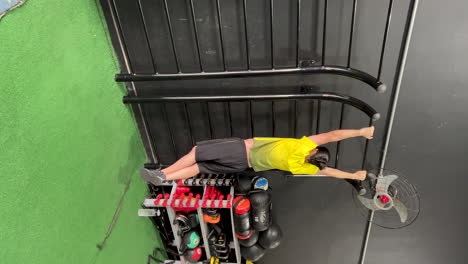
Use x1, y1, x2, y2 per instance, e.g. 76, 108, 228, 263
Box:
258, 223, 283, 249
181, 230, 201, 251
235, 173, 253, 194
184, 247, 202, 263
238, 230, 259, 247
240, 244, 266, 262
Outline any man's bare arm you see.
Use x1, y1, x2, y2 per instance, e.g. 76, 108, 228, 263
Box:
308, 126, 374, 145
318, 167, 366, 180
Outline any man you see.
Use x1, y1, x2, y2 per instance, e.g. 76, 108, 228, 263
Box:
140, 126, 374, 186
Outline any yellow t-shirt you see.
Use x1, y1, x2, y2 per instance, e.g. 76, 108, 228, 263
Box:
249, 136, 319, 174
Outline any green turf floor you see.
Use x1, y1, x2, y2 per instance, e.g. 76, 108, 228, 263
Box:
0, 0, 162, 263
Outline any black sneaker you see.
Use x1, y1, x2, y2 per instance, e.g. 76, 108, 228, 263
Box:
140, 168, 166, 186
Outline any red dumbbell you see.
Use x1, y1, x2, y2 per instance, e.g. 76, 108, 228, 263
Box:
154, 194, 163, 206
204, 187, 211, 198
227, 194, 233, 208
209, 193, 217, 208
170, 194, 178, 207
218, 195, 224, 208
163, 193, 170, 207
185, 193, 194, 207
175, 186, 191, 195
195, 194, 201, 208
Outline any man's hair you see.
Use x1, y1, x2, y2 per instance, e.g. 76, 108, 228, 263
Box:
307, 146, 330, 170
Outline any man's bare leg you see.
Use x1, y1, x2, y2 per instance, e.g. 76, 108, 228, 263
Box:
140, 147, 198, 185
165, 164, 200, 181
162, 147, 197, 174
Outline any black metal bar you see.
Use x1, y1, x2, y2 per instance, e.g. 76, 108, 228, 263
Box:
123, 92, 380, 120
346, 0, 357, 68
377, 0, 394, 80
183, 103, 195, 146
335, 103, 345, 168
215, 0, 226, 71
116, 66, 386, 91
242, 0, 250, 70
136, 0, 158, 73
270, 0, 274, 68
163, 0, 181, 73
108, 0, 158, 163
189, 0, 203, 71
272, 101, 276, 136
108, 0, 132, 73
361, 0, 419, 263
307, 99, 313, 133
161, 103, 178, 157
296, 0, 301, 67
249, 101, 254, 137
378, 0, 418, 169
359, 210, 375, 264
315, 100, 321, 134
205, 102, 214, 139
321, 0, 328, 65
293, 100, 297, 138
227, 102, 233, 137
361, 119, 373, 169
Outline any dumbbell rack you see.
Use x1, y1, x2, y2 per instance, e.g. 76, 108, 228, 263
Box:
139, 174, 242, 264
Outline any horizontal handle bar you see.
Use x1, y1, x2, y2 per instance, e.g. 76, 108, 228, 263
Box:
116, 66, 386, 93
123, 92, 380, 121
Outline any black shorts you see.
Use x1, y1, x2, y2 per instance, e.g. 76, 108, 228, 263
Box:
195, 138, 249, 174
